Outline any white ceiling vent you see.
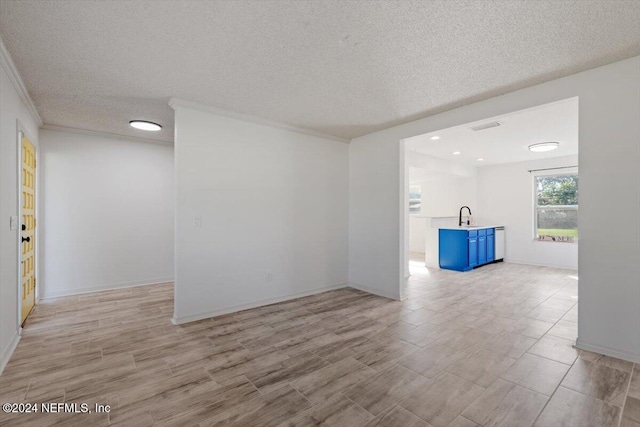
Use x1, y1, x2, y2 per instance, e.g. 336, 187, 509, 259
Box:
470, 121, 502, 131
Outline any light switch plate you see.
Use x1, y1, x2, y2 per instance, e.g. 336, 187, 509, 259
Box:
10, 216, 18, 230
194, 216, 202, 228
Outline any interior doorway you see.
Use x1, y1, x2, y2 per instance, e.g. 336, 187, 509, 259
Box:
402, 97, 580, 277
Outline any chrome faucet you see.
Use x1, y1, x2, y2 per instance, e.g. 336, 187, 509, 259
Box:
459, 206, 472, 226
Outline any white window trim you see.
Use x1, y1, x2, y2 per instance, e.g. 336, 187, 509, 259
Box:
532, 169, 579, 243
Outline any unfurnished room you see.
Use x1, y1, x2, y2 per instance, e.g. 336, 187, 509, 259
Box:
0, 1, 639, 426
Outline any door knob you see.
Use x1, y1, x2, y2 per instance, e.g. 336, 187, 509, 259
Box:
22, 236, 30, 243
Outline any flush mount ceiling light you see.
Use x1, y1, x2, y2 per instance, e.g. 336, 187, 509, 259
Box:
528, 142, 559, 152
477, 158, 485, 162
129, 120, 162, 131
430, 135, 440, 140
452, 151, 461, 155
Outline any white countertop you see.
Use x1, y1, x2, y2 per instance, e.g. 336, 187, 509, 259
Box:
439, 225, 504, 230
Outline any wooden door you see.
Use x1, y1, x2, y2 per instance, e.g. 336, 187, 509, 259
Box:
21, 135, 36, 324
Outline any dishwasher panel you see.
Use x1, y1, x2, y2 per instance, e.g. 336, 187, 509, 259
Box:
495, 227, 505, 261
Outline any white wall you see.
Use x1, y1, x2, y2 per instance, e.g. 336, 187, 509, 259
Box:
417, 175, 477, 218
0, 46, 41, 373
407, 152, 478, 266
408, 216, 427, 253
350, 137, 404, 299
349, 56, 640, 363
39, 129, 174, 298
172, 103, 349, 323
478, 155, 579, 270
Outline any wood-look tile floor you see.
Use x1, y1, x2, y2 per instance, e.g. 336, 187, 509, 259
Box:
1, 262, 638, 427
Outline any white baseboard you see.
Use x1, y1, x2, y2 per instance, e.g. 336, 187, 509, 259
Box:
575, 338, 640, 364
0, 330, 21, 376
172, 283, 348, 325
40, 277, 174, 299
504, 259, 578, 271
348, 281, 400, 301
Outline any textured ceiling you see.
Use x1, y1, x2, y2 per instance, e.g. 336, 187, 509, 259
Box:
0, 1, 639, 143
405, 97, 579, 167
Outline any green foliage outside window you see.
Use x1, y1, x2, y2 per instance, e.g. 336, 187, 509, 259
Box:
536, 175, 579, 206
535, 174, 578, 241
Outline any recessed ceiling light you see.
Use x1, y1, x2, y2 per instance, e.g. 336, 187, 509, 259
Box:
477, 158, 485, 161
528, 142, 559, 152
430, 136, 440, 140
129, 120, 162, 131
452, 151, 461, 155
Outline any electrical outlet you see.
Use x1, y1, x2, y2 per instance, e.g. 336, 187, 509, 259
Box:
266, 273, 272, 282
194, 216, 202, 227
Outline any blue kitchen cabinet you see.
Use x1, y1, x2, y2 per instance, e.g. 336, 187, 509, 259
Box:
478, 229, 487, 265
439, 229, 470, 271
439, 227, 496, 272
468, 233, 478, 268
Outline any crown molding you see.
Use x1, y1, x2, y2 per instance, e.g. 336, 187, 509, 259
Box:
41, 125, 174, 146
169, 97, 349, 144
0, 36, 43, 126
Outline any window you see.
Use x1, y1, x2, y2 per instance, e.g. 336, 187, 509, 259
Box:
409, 185, 421, 214
535, 173, 578, 242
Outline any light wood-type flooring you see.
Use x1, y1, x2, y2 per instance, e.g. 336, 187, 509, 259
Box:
0, 262, 638, 427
